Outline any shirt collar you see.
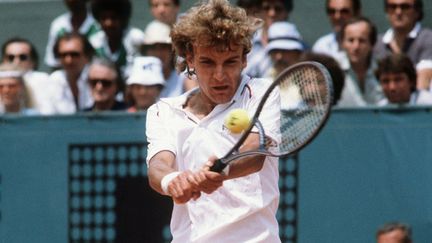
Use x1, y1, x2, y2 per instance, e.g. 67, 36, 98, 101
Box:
160, 75, 252, 110
382, 22, 422, 44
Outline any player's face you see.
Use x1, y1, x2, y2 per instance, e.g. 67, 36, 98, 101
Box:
187, 44, 247, 106
4, 42, 34, 71
377, 229, 406, 243
327, 0, 355, 33
342, 21, 373, 65
150, 0, 179, 26
129, 84, 161, 110
0, 77, 23, 108
385, 0, 418, 32
88, 64, 118, 104
379, 72, 413, 103
58, 38, 89, 77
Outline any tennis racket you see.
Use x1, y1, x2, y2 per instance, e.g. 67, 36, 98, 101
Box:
210, 61, 333, 173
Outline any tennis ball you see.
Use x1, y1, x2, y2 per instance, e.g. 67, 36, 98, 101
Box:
224, 109, 250, 134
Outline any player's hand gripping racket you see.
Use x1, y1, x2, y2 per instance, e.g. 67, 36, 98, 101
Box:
210, 61, 333, 173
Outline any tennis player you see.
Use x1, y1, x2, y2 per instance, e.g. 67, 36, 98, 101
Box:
146, 0, 281, 242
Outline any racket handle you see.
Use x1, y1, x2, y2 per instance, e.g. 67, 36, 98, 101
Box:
209, 159, 227, 173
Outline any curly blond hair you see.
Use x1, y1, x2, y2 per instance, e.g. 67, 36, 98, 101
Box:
171, 0, 259, 74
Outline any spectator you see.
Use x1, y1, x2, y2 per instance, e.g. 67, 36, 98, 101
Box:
338, 17, 384, 107
126, 56, 164, 112
244, 0, 293, 78
299, 52, 346, 106
44, 0, 99, 69
375, 53, 432, 105
147, 0, 180, 26
0, 63, 37, 115
141, 20, 184, 98
90, 0, 145, 76
264, 21, 306, 79
1, 37, 50, 112
312, 0, 361, 60
84, 58, 126, 112
236, 0, 262, 17
41, 33, 94, 114
373, 0, 432, 90
376, 222, 413, 243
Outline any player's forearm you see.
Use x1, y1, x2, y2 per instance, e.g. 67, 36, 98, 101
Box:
148, 151, 177, 195
224, 155, 265, 180
148, 162, 174, 195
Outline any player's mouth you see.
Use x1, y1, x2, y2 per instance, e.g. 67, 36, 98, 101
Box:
212, 85, 229, 91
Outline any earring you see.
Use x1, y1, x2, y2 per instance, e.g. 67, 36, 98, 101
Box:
187, 66, 196, 76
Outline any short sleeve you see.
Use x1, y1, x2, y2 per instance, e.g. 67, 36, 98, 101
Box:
146, 102, 177, 164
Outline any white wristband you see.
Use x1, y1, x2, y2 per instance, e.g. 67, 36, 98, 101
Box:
161, 171, 181, 195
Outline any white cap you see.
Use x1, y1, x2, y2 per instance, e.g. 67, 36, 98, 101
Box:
266, 22, 304, 53
127, 56, 165, 86
143, 20, 172, 45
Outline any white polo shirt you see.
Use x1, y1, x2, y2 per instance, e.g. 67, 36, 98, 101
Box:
146, 75, 281, 243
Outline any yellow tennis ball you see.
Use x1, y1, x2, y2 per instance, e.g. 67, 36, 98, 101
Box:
224, 109, 250, 134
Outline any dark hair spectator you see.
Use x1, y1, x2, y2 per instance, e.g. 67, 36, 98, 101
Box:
91, 0, 132, 27
326, 0, 361, 15
2, 37, 39, 70
375, 54, 417, 92
384, 0, 423, 21
53, 32, 94, 61
376, 222, 412, 243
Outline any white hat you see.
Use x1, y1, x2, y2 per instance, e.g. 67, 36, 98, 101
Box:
266, 22, 304, 53
127, 56, 165, 86
143, 20, 172, 45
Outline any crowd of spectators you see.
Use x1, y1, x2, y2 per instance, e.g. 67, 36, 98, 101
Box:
0, 0, 431, 115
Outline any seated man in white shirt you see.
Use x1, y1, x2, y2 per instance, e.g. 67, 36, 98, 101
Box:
312, 0, 361, 60
375, 53, 432, 106
146, 0, 281, 242
42, 33, 94, 114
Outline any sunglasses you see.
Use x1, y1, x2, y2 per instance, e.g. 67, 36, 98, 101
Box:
0, 83, 20, 90
88, 79, 115, 88
326, 7, 352, 16
386, 3, 414, 12
262, 4, 285, 13
58, 51, 82, 59
6, 54, 29, 62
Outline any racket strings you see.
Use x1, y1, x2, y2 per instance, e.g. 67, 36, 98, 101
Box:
278, 66, 331, 154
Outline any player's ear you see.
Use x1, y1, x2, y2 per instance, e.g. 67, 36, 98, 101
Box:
185, 54, 194, 69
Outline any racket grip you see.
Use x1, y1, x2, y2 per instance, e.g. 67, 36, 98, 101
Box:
209, 159, 227, 173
